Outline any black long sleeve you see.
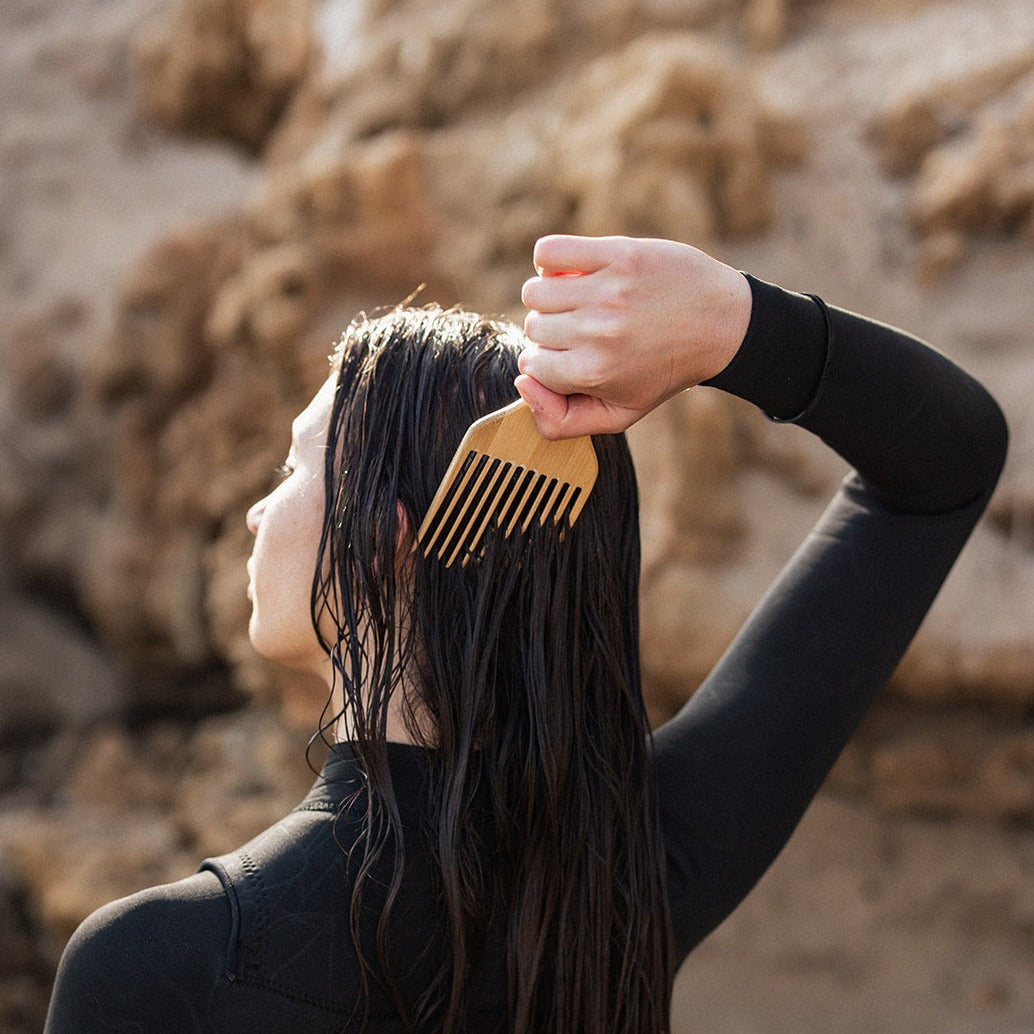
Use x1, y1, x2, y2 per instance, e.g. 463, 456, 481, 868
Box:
706, 274, 1007, 512
658, 274, 1008, 964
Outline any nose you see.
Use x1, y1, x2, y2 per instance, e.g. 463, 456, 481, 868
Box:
246, 497, 265, 536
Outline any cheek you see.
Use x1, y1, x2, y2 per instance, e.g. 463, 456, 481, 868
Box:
259, 479, 324, 569
248, 484, 326, 663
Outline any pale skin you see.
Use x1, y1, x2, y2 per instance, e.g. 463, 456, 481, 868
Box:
245, 375, 415, 742
517, 235, 752, 439
245, 235, 752, 737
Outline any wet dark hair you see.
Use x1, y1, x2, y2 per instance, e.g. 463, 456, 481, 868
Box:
311, 305, 672, 1033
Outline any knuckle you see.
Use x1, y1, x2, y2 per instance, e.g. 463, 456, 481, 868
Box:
608, 281, 635, 313
523, 310, 542, 342
533, 234, 558, 270
592, 310, 625, 344
517, 343, 538, 375
609, 235, 640, 273
575, 353, 608, 392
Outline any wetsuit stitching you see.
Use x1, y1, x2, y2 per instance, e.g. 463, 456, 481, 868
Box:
238, 850, 268, 982
222, 972, 357, 1014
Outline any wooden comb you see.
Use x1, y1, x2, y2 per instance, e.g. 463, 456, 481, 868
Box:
415, 399, 598, 567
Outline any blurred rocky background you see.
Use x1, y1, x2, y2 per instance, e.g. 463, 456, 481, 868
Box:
1, 0, 1033, 1031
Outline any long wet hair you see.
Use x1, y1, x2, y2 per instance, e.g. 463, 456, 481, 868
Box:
311, 305, 672, 1033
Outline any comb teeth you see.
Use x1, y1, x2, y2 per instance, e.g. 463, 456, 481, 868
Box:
415, 399, 597, 567
417, 450, 584, 567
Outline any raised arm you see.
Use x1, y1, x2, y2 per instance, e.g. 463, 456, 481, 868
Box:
519, 235, 1008, 965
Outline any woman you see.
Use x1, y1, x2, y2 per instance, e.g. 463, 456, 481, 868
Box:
45, 235, 1007, 1033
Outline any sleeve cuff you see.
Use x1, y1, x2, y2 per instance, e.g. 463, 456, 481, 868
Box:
702, 273, 829, 421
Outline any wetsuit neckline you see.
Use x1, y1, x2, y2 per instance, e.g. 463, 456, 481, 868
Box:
302, 741, 435, 809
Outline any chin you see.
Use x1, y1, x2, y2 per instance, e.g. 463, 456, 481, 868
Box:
249, 615, 325, 676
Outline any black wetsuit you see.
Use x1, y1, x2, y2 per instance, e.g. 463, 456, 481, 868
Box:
44, 275, 1008, 1033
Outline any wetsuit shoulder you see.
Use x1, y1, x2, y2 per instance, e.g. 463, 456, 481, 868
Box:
44, 870, 229, 1034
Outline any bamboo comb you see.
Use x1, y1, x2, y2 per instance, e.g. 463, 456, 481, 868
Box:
415, 399, 598, 567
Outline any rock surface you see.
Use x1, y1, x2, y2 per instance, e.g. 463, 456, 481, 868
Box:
1, 0, 1033, 1031
135, 0, 317, 152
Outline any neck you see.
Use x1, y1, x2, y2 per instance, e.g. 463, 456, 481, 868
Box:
319, 660, 423, 746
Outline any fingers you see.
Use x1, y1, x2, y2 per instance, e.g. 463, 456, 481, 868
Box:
514, 374, 569, 435
532, 234, 625, 276
519, 234, 661, 438
523, 235, 622, 342
517, 340, 579, 394
515, 375, 633, 439
521, 271, 586, 315
522, 308, 583, 350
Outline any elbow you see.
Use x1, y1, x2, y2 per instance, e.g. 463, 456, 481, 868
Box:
974, 387, 1009, 500
939, 382, 1009, 513
942, 384, 1009, 515
873, 378, 1010, 516
980, 392, 1005, 490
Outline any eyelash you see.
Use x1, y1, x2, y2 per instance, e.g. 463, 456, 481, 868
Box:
273, 462, 295, 480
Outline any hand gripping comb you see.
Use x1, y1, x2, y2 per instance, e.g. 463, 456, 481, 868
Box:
415, 400, 598, 567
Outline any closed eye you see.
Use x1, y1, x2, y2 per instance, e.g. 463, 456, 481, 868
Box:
273, 462, 295, 480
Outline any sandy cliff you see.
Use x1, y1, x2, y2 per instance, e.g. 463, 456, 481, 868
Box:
1, 0, 1032, 1030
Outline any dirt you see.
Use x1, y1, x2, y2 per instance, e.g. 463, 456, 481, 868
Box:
1, 0, 1032, 1031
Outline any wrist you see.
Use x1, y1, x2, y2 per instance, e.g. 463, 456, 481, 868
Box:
707, 269, 753, 383
702, 273, 829, 419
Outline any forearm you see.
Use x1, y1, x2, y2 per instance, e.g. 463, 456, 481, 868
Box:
704, 275, 1009, 513
655, 478, 993, 962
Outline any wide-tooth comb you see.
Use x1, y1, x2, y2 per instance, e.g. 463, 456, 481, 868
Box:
415, 399, 598, 567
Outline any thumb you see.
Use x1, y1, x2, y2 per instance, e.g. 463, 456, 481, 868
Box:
515, 375, 626, 439
514, 374, 571, 439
